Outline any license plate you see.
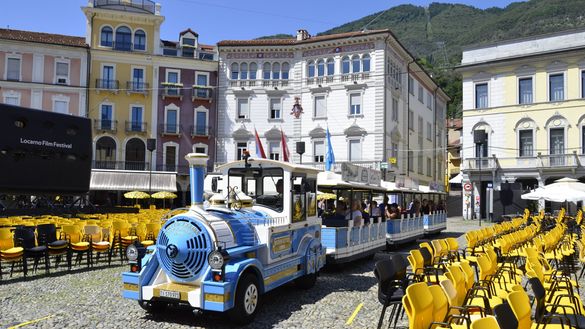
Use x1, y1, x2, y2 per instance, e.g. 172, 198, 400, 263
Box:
159, 290, 180, 299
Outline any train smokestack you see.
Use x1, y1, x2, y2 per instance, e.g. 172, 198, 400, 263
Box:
185, 153, 208, 207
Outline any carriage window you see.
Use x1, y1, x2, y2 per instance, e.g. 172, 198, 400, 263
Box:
229, 167, 284, 211
292, 176, 308, 223
307, 178, 317, 217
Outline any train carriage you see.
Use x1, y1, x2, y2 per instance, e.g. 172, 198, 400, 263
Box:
122, 154, 325, 324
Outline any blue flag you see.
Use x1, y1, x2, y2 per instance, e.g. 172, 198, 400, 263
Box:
325, 127, 335, 171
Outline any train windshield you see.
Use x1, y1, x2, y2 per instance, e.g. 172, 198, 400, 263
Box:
227, 167, 284, 211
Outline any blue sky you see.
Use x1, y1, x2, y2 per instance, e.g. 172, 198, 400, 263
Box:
0, 0, 521, 44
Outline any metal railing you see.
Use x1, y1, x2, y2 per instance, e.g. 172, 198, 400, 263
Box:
538, 153, 579, 168
159, 123, 181, 135
464, 153, 581, 171
161, 87, 183, 98
96, 79, 119, 90
156, 164, 189, 174
94, 0, 156, 14
299, 160, 383, 172
125, 121, 147, 133
93, 119, 117, 132
92, 160, 149, 171
192, 86, 212, 99
190, 125, 212, 137
113, 41, 133, 52
464, 157, 498, 170
126, 81, 149, 94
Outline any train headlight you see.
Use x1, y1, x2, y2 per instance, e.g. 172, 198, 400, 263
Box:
126, 244, 139, 262
208, 250, 224, 269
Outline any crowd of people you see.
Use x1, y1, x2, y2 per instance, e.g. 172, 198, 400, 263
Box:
319, 196, 446, 227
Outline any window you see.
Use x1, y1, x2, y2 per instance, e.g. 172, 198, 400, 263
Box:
231, 63, 239, 80
351, 55, 360, 73
342, 56, 350, 74
53, 100, 68, 114
307, 61, 315, 78
199, 52, 214, 60
236, 142, 248, 161
114, 26, 132, 51
349, 93, 361, 116
55, 61, 69, 84
408, 77, 414, 95
418, 116, 423, 146
519, 130, 533, 157
582, 126, 585, 154
549, 73, 564, 101
269, 98, 281, 119
549, 128, 565, 166
408, 151, 413, 172
426, 122, 432, 140
164, 145, 177, 171
195, 109, 208, 135
6, 57, 20, 81
193, 144, 208, 154
362, 54, 370, 72
182, 38, 196, 46
249, 63, 258, 80
426, 93, 432, 110
237, 98, 249, 119
418, 85, 424, 103
268, 142, 280, 160
95, 136, 116, 164
163, 48, 177, 56
391, 143, 398, 160
131, 106, 143, 131
240, 63, 248, 80
326, 58, 334, 76
418, 154, 423, 174
272, 63, 280, 80
437, 129, 443, 147
392, 98, 398, 122
313, 141, 324, 162
182, 47, 195, 58
4, 95, 19, 105
102, 65, 114, 88
408, 110, 414, 130
134, 30, 146, 51
475, 83, 488, 109
282, 62, 290, 80
314, 95, 326, 118
196, 74, 208, 86
317, 59, 325, 77
263, 63, 271, 80
349, 139, 361, 161
519, 77, 533, 104
166, 70, 179, 95
100, 26, 113, 47
196, 74, 209, 98
100, 104, 113, 130
474, 130, 488, 157
165, 107, 178, 134
132, 68, 144, 91
427, 157, 432, 177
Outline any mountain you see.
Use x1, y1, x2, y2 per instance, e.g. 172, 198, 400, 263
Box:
316, 0, 585, 117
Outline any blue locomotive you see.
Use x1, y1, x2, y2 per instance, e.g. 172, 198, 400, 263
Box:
122, 153, 325, 324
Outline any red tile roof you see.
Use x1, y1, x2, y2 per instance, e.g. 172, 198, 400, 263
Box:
0, 28, 86, 48
217, 29, 389, 47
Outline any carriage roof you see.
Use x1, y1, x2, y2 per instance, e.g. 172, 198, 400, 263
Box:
317, 171, 388, 192
216, 159, 321, 175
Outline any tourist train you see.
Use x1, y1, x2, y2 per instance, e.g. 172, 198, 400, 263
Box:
122, 153, 446, 324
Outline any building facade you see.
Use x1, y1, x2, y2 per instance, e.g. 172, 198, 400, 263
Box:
216, 29, 449, 190
459, 29, 585, 219
0, 28, 88, 116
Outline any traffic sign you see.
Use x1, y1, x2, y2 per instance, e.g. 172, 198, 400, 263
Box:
463, 182, 472, 191
388, 157, 397, 164
380, 162, 388, 169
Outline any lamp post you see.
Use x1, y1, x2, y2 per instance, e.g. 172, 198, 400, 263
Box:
147, 138, 156, 207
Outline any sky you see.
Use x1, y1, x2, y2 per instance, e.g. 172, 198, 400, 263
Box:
0, 0, 521, 44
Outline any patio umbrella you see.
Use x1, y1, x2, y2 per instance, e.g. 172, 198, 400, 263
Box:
317, 192, 337, 201
448, 173, 463, 184
521, 187, 547, 200
124, 190, 150, 206
151, 191, 177, 208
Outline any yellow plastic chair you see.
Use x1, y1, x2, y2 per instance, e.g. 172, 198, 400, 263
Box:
471, 316, 500, 329
0, 228, 24, 279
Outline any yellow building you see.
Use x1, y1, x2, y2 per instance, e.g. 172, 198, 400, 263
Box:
458, 29, 585, 219
82, 0, 173, 204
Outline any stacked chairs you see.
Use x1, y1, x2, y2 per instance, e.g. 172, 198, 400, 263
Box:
84, 225, 111, 265
0, 227, 24, 279
61, 224, 91, 269
36, 223, 69, 271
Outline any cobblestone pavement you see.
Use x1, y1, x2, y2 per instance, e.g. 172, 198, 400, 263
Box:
1, 217, 582, 329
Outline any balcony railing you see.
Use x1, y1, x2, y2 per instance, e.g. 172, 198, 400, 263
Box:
538, 153, 579, 168
113, 41, 133, 52
302, 160, 383, 172
92, 160, 149, 171
229, 80, 258, 88
192, 86, 212, 100
190, 125, 212, 137
93, 0, 156, 14
464, 157, 498, 171
93, 119, 117, 132
161, 87, 183, 98
159, 123, 181, 135
464, 153, 581, 171
125, 121, 147, 133
96, 79, 119, 90
156, 164, 189, 174
126, 81, 149, 94
261, 80, 289, 88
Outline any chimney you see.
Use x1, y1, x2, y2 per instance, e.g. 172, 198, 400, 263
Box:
185, 153, 209, 208
296, 29, 310, 41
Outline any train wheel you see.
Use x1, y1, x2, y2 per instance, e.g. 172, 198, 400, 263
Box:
138, 300, 167, 313
294, 272, 317, 289
229, 273, 260, 324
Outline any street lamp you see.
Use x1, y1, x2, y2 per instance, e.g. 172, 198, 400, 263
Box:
147, 138, 156, 207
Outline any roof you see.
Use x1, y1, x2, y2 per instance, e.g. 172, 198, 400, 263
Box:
161, 39, 177, 47
179, 28, 199, 37
216, 158, 321, 175
0, 28, 86, 48
217, 29, 389, 47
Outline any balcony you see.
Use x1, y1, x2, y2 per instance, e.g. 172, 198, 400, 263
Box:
341, 73, 370, 82
93, 0, 156, 14
161, 86, 183, 99
156, 164, 189, 175
125, 121, 147, 133
190, 125, 212, 137
302, 160, 383, 172
538, 153, 579, 168
464, 157, 498, 171
113, 41, 133, 52
92, 160, 149, 171
229, 80, 258, 88
192, 86, 213, 100
261, 80, 289, 88
93, 119, 117, 132
464, 153, 582, 172
306, 76, 335, 85
159, 123, 181, 136
126, 81, 149, 94
96, 79, 119, 90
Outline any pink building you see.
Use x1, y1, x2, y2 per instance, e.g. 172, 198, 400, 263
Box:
0, 29, 88, 116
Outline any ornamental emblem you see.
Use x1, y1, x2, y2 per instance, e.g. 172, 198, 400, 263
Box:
290, 97, 304, 119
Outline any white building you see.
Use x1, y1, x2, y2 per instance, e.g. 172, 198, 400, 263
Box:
216, 29, 449, 189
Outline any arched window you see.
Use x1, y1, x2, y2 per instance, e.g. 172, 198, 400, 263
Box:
95, 136, 116, 168
263, 62, 271, 80
240, 62, 248, 80
125, 138, 146, 170
282, 62, 290, 80
272, 62, 280, 80
134, 29, 146, 51
362, 54, 370, 72
115, 26, 132, 51
342, 56, 350, 74
317, 59, 325, 77
352, 55, 360, 73
326, 58, 334, 76
100, 27, 113, 47
308, 60, 315, 78
231, 63, 239, 80
249, 62, 258, 80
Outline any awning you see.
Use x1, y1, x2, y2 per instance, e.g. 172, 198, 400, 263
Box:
90, 170, 177, 192
449, 173, 463, 184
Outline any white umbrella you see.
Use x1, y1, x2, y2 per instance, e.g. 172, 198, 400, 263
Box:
538, 184, 585, 203
521, 187, 546, 200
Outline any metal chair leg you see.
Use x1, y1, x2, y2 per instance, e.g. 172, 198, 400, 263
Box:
377, 302, 389, 329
